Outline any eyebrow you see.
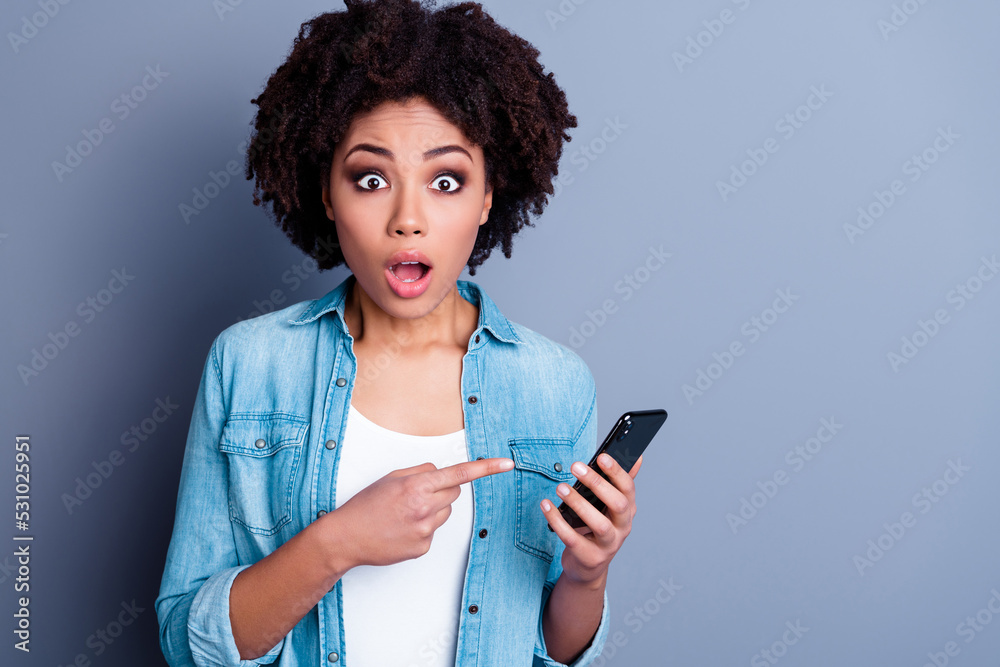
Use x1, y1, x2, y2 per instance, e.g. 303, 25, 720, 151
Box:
343, 143, 473, 163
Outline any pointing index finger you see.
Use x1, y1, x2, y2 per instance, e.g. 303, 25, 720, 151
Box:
430, 457, 514, 490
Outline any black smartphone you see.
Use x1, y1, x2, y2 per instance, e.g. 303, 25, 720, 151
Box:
549, 409, 668, 531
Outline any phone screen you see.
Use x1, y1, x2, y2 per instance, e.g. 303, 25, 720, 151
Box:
553, 409, 667, 530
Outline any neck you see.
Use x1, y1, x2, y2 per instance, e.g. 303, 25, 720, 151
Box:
344, 275, 478, 352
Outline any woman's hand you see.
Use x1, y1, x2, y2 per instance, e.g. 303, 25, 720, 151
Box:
330, 457, 514, 569
541, 453, 644, 586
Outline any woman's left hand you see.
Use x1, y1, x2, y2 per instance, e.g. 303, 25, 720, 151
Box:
542, 452, 644, 586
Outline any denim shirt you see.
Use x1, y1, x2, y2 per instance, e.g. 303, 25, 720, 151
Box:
156, 273, 610, 667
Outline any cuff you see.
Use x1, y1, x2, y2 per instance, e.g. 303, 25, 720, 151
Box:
533, 579, 610, 667
188, 565, 287, 666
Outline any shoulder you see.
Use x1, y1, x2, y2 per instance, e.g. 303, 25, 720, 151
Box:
209, 297, 320, 368
467, 278, 597, 421
506, 321, 595, 393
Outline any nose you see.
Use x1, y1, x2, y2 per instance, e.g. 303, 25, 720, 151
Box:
388, 180, 425, 237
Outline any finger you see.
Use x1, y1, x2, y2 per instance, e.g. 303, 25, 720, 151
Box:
429, 457, 514, 491
540, 497, 589, 551
388, 461, 439, 477
597, 454, 639, 495
585, 457, 635, 525
628, 454, 644, 480
576, 458, 632, 515
554, 479, 616, 544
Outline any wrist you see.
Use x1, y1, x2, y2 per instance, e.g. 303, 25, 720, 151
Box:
309, 510, 358, 580
562, 567, 608, 592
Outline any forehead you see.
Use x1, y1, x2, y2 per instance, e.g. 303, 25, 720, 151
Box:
338, 97, 475, 153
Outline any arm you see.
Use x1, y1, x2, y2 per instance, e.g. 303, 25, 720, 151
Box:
541, 569, 607, 663
157, 337, 256, 666
229, 513, 355, 659
537, 449, 645, 667
155, 337, 356, 665
533, 387, 612, 667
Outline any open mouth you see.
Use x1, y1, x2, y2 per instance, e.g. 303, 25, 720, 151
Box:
388, 261, 430, 283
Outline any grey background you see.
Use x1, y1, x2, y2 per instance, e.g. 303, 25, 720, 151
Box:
2, 0, 999, 665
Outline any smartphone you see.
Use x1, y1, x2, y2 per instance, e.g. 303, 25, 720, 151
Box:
549, 409, 668, 531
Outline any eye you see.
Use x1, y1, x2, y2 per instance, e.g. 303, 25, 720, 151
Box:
430, 174, 463, 193
355, 172, 388, 191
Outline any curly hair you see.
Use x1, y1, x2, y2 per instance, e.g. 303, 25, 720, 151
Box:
244, 0, 577, 276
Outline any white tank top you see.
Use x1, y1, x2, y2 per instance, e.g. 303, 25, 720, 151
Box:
335, 403, 473, 667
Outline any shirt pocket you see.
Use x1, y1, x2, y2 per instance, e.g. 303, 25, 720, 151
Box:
218, 413, 309, 536
508, 437, 578, 563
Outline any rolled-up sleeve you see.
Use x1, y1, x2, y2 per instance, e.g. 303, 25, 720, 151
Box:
533, 568, 610, 667
532, 380, 610, 667
155, 336, 286, 666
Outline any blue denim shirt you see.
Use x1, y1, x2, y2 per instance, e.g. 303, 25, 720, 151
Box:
156, 273, 609, 667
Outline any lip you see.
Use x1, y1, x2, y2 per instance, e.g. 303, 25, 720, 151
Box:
386, 249, 433, 270
385, 249, 433, 298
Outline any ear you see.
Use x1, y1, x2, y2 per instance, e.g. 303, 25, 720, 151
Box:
322, 183, 335, 222
479, 183, 493, 226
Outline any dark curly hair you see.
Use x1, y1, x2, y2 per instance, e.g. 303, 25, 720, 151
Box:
244, 0, 577, 276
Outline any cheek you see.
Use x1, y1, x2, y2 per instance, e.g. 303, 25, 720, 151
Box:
331, 220, 366, 269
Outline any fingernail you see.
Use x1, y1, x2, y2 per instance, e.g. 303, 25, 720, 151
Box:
557, 483, 570, 496
572, 462, 588, 476
501, 459, 514, 470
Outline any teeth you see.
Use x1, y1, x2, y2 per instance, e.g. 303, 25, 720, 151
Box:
390, 262, 426, 283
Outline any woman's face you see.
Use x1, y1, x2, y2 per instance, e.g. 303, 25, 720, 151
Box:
322, 96, 492, 320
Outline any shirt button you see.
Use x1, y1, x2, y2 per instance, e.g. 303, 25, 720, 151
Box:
553, 462, 563, 472
327, 651, 339, 662
468, 395, 477, 404
475, 335, 480, 343
255, 439, 266, 449
325, 439, 337, 450
476, 456, 484, 461
336, 378, 347, 387
317, 510, 327, 518
468, 605, 479, 614
479, 529, 488, 538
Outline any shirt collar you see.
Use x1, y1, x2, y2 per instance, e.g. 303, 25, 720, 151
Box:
287, 272, 523, 345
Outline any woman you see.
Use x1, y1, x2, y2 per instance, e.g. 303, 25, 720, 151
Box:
156, 1, 643, 665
